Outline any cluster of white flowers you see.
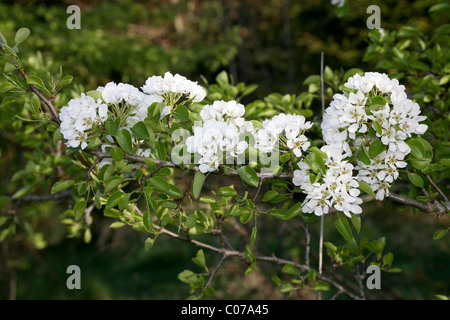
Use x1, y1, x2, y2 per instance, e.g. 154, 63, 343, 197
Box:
97, 81, 164, 126
186, 100, 255, 173
59, 93, 108, 150
318, 71, 428, 203
255, 113, 313, 157
142, 71, 207, 103
293, 146, 363, 217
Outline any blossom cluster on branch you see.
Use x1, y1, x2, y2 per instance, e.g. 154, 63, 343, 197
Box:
58, 71, 428, 218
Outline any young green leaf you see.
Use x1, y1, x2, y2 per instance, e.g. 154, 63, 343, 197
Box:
359, 146, 371, 165
51, 180, 75, 194
131, 121, 150, 139
282, 264, 299, 275
173, 105, 189, 121
144, 237, 155, 251
26, 75, 45, 89
115, 129, 133, 154
73, 199, 87, 221
358, 180, 376, 198
14, 27, 30, 45
237, 166, 259, 187
369, 139, 386, 158
250, 226, 257, 245
407, 172, 424, 187
192, 249, 208, 272
192, 171, 206, 199
110, 147, 124, 162
335, 217, 354, 242
218, 186, 237, 197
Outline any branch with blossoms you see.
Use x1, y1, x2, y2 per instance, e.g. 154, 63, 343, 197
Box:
1, 27, 448, 299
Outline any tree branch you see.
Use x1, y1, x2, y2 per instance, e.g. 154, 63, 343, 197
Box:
387, 192, 448, 217
154, 224, 363, 300
88, 148, 448, 216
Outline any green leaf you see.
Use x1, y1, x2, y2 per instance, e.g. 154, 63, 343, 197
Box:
105, 120, 118, 136
359, 146, 371, 165
143, 210, 152, 232
110, 147, 124, 162
284, 202, 303, 220
305, 148, 326, 175
185, 214, 197, 229
279, 283, 295, 293
73, 199, 87, 221
110, 221, 125, 228
358, 180, 376, 198
308, 269, 316, 281
218, 186, 237, 197
335, 217, 353, 242
86, 90, 103, 101
262, 190, 278, 202
131, 121, 150, 139
178, 270, 198, 284
104, 176, 124, 192
118, 193, 131, 211
14, 27, 30, 45
12, 184, 34, 199
59, 75, 73, 88
173, 105, 189, 121
240, 210, 253, 224
144, 237, 155, 251
350, 213, 361, 234
429, 2, 450, 13
148, 176, 169, 193
282, 264, 299, 275
192, 171, 206, 199
199, 196, 216, 204
433, 229, 448, 240
168, 184, 183, 199
216, 71, 229, 86
26, 75, 45, 89
115, 129, 133, 154
407, 172, 424, 187
382, 252, 394, 267
372, 121, 383, 136
51, 180, 75, 194
371, 96, 386, 106
369, 139, 386, 158
192, 250, 208, 272
105, 191, 124, 209
313, 281, 330, 291
250, 226, 257, 245
237, 166, 259, 188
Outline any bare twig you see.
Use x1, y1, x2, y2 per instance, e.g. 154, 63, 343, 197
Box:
203, 254, 228, 291
154, 224, 363, 300
426, 174, 449, 203
8, 190, 72, 202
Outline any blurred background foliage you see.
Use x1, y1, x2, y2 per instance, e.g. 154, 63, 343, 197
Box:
0, 0, 449, 299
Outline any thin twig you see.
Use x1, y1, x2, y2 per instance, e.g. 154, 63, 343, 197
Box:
426, 174, 449, 203
154, 224, 362, 300
203, 254, 228, 290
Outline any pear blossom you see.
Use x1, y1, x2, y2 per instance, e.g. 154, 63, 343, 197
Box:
59, 93, 108, 150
